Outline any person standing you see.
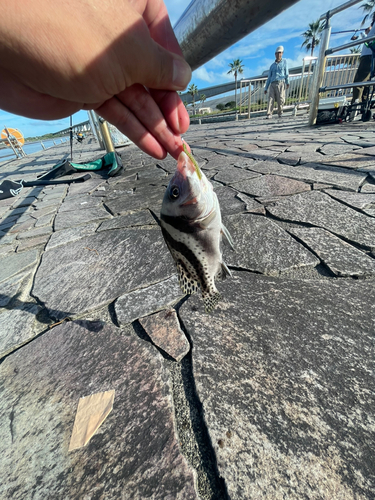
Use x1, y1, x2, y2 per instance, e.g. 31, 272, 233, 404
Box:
351, 20, 375, 106
264, 46, 290, 119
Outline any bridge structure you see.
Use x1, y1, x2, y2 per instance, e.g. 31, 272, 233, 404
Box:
53, 120, 91, 136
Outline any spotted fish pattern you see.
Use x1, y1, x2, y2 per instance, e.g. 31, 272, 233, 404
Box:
160, 151, 234, 312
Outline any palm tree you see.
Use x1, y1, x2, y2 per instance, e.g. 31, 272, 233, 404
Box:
301, 20, 325, 56
200, 94, 206, 106
350, 46, 362, 54
188, 83, 198, 115
227, 59, 244, 110
361, 1, 375, 26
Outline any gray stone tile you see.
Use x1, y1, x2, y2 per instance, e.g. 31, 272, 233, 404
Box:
289, 227, 375, 276
139, 308, 190, 361
46, 223, 98, 250
0, 249, 39, 284
213, 166, 261, 185
277, 151, 300, 165
0, 320, 198, 499
59, 194, 104, 213
16, 234, 50, 252
16, 226, 52, 241
0, 303, 42, 358
54, 206, 111, 230
104, 188, 165, 216
267, 191, 375, 251
116, 275, 183, 325
33, 228, 174, 320
324, 189, 375, 210
236, 174, 311, 198
214, 186, 248, 215
222, 214, 319, 276
361, 183, 375, 193
180, 273, 375, 500
97, 210, 156, 231
320, 153, 375, 170
235, 193, 266, 214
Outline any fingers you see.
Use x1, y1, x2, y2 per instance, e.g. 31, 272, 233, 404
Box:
149, 89, 190, 135
95, 84, 184, 160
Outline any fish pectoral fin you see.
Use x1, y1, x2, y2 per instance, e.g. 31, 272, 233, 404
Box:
217, 261, 232, 280
202, 289, 222, 313
176, 261, 199, 295
198, 210, 216, 229
221, 224, 235, 251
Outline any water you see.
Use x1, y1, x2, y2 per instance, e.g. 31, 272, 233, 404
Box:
0, 138, 68, 161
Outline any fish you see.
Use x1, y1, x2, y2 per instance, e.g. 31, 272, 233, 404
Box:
160, 149, 234, 312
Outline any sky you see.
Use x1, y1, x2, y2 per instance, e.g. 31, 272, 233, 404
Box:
0, 0, 370, 138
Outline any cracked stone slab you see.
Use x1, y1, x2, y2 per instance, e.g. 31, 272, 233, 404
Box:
97, 210, 156, 231
0, 320, 198, 499
116, 275, 183, 325
214, 186, 248, 216
104, 188, 165, 215
324, 189, 375, 210
180, 273, 375, 500
139, 308, 190, 361
46, 223, 98, 250
267, 191, 375, 251
289, 227, 375, 276
318, 142, 361, 155
54, 206, 112, 230
0, 249, 39, 284
320, 153, 375, 170
234, 192, 266, 214
16, 226, 52, 241
33, 228, 174, 320
0, 303, 42, 358
213, 166, 260, 185
17, 234, 50, 252
236, 174, 311, 198
222, 214, 319, 276
59, 194, 104, 212
247, 161, 366, 191
277, 151, 300, 165
361, 184, 375, 193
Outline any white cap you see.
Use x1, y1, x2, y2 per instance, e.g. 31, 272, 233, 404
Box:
275, 46, 284, 53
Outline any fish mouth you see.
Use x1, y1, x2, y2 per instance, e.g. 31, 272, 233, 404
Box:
177, 151, 202, 178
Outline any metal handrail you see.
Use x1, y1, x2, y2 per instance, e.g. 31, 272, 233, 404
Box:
318, 0, 363, 21
326, 35, 375, 55
174, 0, 301, 70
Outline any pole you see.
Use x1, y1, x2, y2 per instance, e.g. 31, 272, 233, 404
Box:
98, 118, 115, 153
308, 18, 331, 126
69, 116, 73, 162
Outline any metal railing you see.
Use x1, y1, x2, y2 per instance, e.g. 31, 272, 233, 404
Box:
237, 52, 361, 119
309, 0, 372, 125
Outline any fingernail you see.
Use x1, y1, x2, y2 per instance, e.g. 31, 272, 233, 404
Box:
173, 58, 191, 89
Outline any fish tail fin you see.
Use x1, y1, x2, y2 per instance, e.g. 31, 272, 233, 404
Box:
221, 224, 235, 251
202, 289, 222, 313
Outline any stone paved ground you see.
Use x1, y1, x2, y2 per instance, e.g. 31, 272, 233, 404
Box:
0, 115, 374, 499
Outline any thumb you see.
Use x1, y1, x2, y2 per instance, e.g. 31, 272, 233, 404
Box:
123, 22, 191, 91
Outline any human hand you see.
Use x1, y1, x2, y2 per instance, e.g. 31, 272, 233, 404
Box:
287, 84, 290, 89
264, 90, 267, 94
0, 0, 191, 159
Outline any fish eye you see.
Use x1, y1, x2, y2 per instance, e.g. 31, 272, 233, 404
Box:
170, 186, 180, 199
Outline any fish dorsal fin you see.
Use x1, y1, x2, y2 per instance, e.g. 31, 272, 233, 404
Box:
221, 224, 235, 251
176, 260, 199, 295
202, 290, 222, 313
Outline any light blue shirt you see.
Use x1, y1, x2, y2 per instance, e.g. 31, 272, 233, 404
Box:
264, 59, 289, 91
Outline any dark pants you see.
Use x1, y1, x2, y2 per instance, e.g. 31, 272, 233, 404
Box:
352, 55, 372, 103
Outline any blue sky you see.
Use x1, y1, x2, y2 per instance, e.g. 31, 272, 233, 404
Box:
0, 0, 369, 138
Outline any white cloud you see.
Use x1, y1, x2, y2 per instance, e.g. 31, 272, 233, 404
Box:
193, 67, 219, 83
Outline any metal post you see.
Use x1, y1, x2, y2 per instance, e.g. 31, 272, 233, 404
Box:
41, 141, 46, 150
98, 118, 115, 153
248, 83, 251, 119
308, 18, 331, 126
69, 115, 73, 161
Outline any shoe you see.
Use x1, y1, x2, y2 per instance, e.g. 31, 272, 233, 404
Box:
266, 115, 271, 119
